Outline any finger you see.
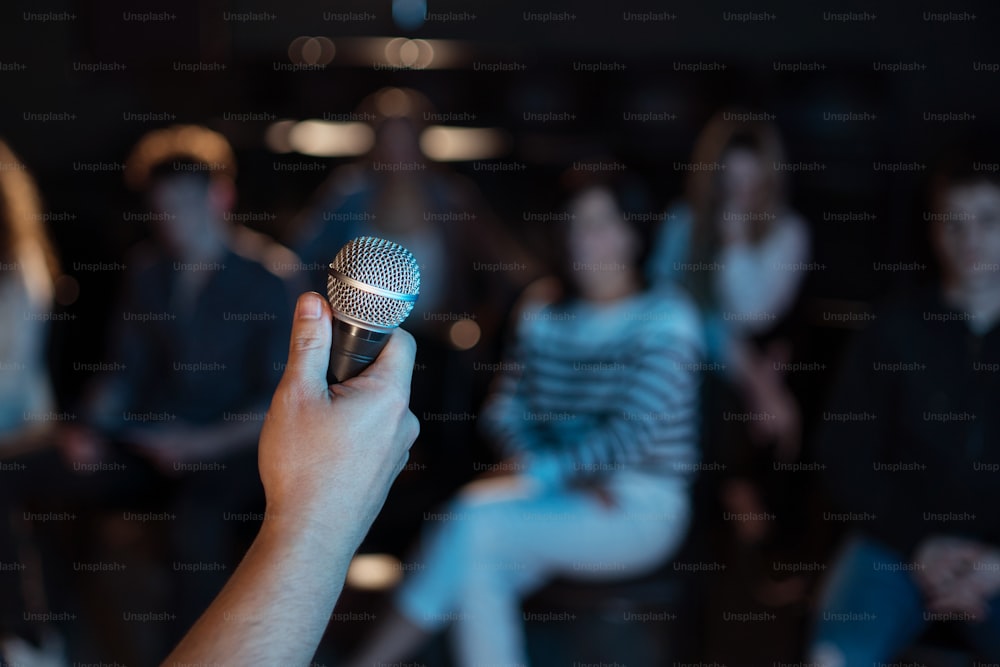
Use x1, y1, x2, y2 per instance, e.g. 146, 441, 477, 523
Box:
281, 292, 333, 392
358, 328, 417, 396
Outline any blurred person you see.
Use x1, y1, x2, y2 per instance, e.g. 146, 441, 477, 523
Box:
0, 139, 58, 452
68, 124, 298, 638
343, 165, 704, 667
809, 156, 1000, 665
164, 293, 419, 666
0, 139, 63, 666
292, 87, 537, 551
1, 125, 299, 660
647, 111, 812, 567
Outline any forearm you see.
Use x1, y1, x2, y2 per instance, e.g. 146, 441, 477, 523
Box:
163, 512, 358, 666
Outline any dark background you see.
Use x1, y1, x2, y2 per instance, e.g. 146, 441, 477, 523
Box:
2, 0, 999, 663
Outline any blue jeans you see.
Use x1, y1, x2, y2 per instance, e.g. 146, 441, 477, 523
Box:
809, 535, 1000, 665
396, 472, 690, 667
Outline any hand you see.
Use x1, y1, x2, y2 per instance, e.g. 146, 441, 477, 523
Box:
926, 578, 988, 619
258, 292, 419, 548
915, 535, 984, 601
741, 343, 801, 460
964, 550, 1000, 600
924, 547, 1000, 620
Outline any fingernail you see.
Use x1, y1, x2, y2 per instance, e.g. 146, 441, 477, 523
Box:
296, 293, 322, 320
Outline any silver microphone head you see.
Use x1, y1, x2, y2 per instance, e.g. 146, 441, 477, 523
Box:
326, 236, 421, 333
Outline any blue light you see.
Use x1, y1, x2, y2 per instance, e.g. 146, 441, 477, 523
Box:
392, 0, 426, 30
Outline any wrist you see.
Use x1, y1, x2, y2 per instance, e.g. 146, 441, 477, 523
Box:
261, 497, 370, 562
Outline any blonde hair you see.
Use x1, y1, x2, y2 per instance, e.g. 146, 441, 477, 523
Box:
0, 139, 59, 288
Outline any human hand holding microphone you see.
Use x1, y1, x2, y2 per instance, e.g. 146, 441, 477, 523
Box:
264, 236, 422, 536
164, 237, 420, 666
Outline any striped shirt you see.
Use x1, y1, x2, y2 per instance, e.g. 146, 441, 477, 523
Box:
480, 285, 705, 486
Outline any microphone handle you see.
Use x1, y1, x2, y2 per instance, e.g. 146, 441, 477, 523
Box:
327, 318, 391, 384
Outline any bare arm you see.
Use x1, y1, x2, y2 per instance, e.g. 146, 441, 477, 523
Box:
163, 292, 419, 666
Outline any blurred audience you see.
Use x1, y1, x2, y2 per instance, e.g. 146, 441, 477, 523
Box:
5, 93, 996, 667
292, 87, 538, 551
1, 125, 299, 661
809, 154, 1000, 665
0, 137, 63, 666
648, 111, 813, 580
343, 164, 704, 667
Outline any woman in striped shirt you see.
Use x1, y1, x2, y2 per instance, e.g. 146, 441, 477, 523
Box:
346, 164, 705, 667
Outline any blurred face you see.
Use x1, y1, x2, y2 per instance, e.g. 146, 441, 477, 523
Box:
567, 187, 638, 296
149, 175, 223, 259
721, 147, 768, 210
933, 181, 1000, 289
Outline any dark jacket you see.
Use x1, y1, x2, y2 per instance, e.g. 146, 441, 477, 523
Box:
818, 286, 1000, 557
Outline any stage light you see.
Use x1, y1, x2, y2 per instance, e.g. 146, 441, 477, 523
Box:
288, 120, 375, 157
449, 319, 482, 350
420, 126, 508, 162
392, 0, 426, 30
346, 553, 403, 590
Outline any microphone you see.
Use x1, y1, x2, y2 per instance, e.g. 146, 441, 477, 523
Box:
325, 236, 421, 383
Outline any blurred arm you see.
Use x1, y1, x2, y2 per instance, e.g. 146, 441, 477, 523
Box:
0, 269, 52, 446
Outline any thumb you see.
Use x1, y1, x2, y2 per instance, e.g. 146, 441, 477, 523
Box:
281, 292, 333, 392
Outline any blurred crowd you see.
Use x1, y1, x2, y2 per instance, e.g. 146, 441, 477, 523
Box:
1, 88, 999, 667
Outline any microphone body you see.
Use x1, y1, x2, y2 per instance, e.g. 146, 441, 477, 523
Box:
328, 320, 389, 384
325, 237, 421, 384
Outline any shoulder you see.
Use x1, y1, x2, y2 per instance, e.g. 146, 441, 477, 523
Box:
228, 229, 300, 285
633, 285, 704, 350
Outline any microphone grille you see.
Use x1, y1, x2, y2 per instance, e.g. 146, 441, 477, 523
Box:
327, 236, 421, 331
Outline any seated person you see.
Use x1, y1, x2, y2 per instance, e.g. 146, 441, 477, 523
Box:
0, 137, 62, 664
810, 155, 1000, 665
1, 125, 300, 656
343, 165, 705, 667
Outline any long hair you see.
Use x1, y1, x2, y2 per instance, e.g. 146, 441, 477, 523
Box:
685, 109, 788, 304
0, 139, 59, 288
